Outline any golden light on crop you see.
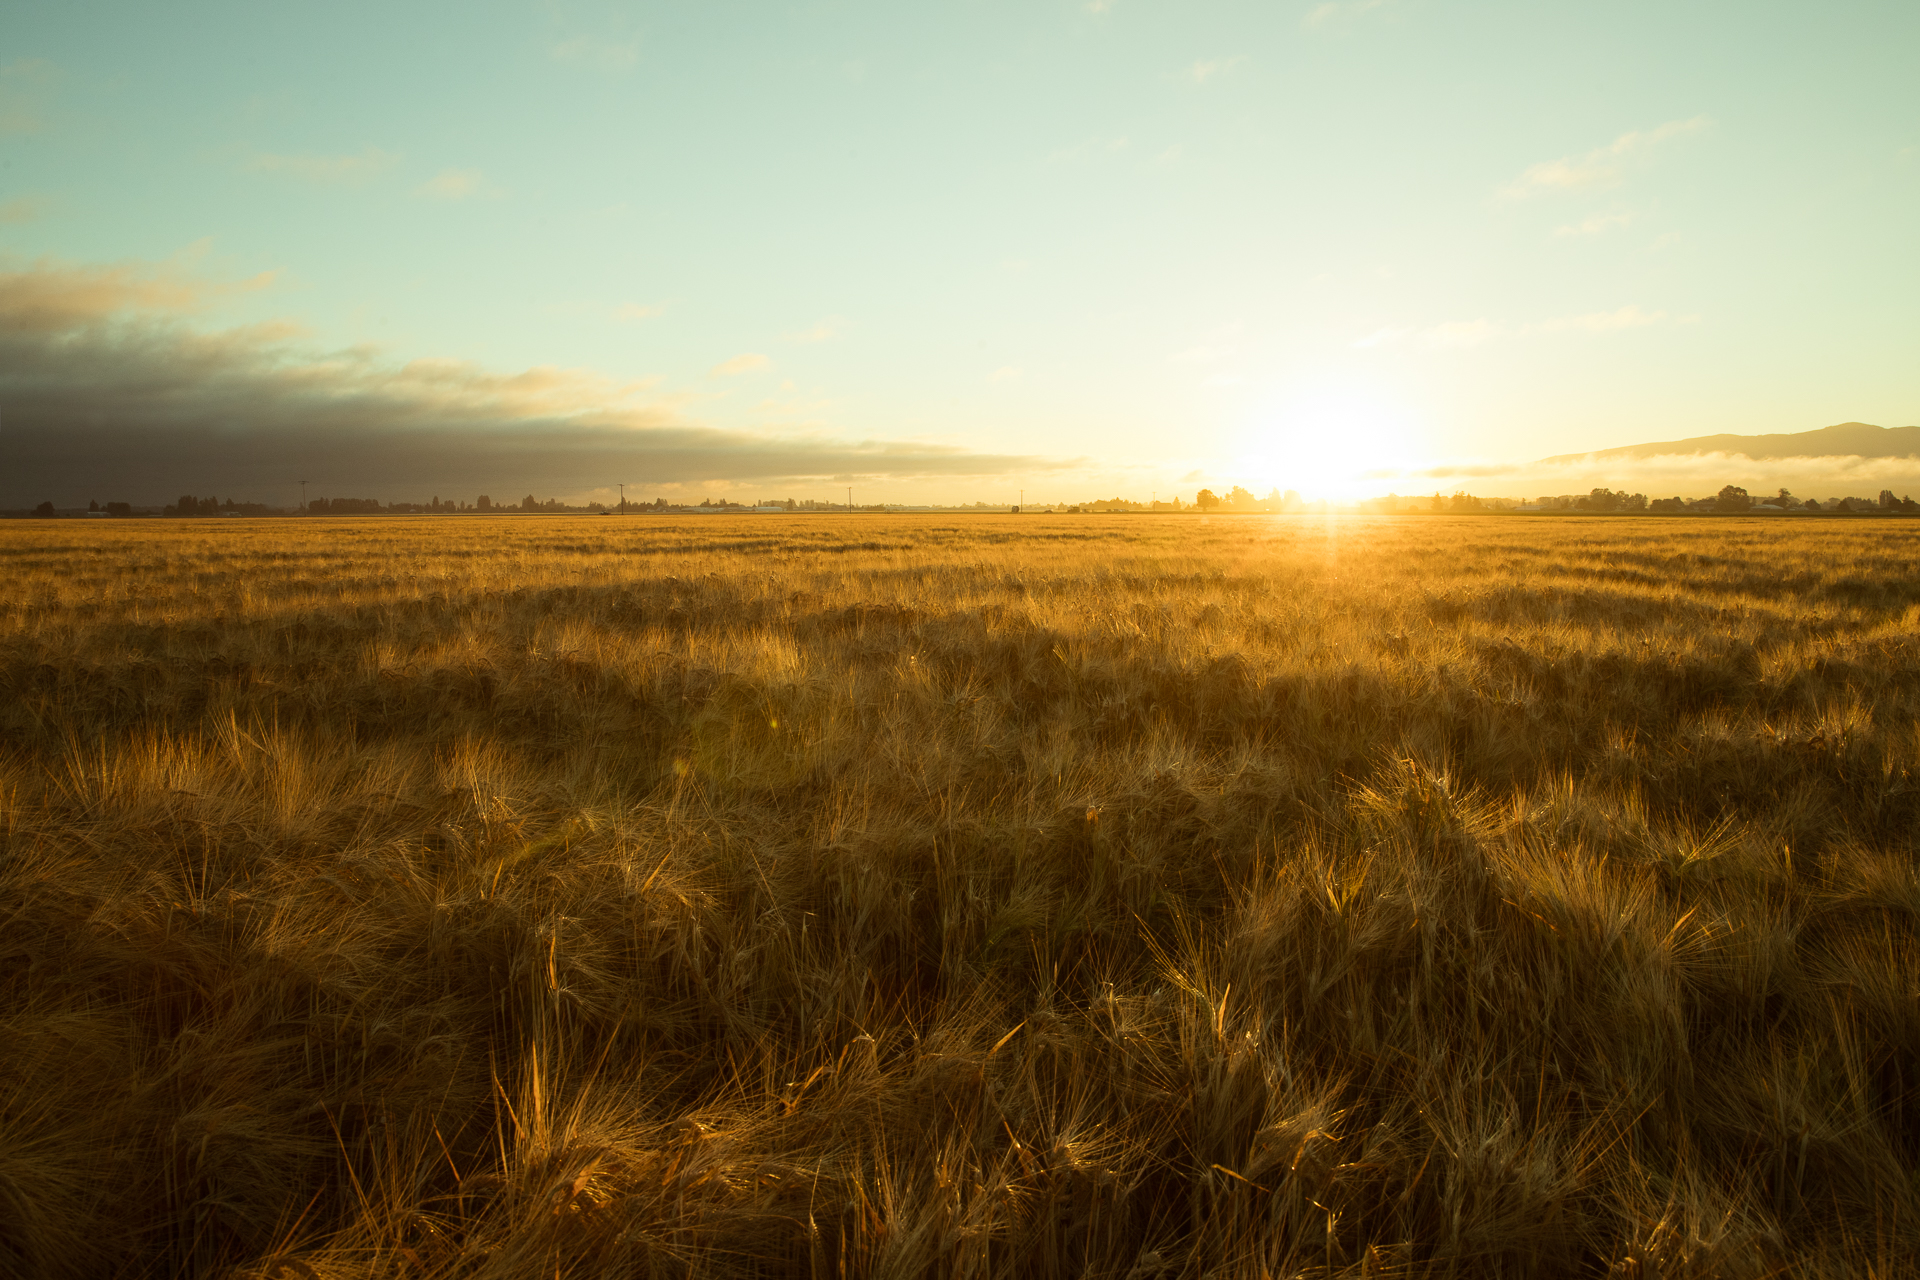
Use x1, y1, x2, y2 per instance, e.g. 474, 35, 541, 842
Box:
8, 516, 1919, 1275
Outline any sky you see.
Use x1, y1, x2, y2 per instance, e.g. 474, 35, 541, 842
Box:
2, 0, 1917, 507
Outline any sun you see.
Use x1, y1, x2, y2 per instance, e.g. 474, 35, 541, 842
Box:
1234, 387, 1419, 501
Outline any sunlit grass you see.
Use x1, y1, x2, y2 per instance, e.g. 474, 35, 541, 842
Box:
1, 514, 1917, 1277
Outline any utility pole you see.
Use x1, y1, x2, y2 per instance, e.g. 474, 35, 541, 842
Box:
847, 486, 853, 513
299, 480, 308, 514
617, 482, 626, 513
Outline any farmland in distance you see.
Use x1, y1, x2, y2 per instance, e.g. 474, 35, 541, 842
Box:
3, 515, 1918, 1278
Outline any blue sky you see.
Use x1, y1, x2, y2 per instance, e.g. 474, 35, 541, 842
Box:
3, 1, 1917, 505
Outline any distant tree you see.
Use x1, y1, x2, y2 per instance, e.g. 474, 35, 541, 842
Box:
1227, 485, 1256, 510
88, 499, 99, 512
1194, 488, 1219, 510
32, 501, 56, 518
1803, 498, 1822, 512
476, 495, 492, 510
106, 502, 132, 517
1449, 491, 1481, 512
1649, 497, 1686, 512
1880, 489, 1899, 510
1777, 488, 1794, 505
521, 494, 538, 511
1579, 488, 1621, 512
1715, 485, 1751, 513
1430, 492, 1445, 512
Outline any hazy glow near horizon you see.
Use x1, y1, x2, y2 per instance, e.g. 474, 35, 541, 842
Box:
2, 1, 1917, 506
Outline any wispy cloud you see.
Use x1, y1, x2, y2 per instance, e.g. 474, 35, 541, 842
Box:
711, 353, 770, 376
0, 256, 1070, 505
0, 58, 56, 135
1501, 117, 1709, 199
1354, 304, 1688, 349
1554, 209, 1636, 237
246, 146, 400, 186
1537, 304, 1677, 333
0, 254, 278, 330
1188, 56, 1245, 84
1303, 0, 1389, 30
1425, 319, 1503, 348
612, 301, 666, 323
0, 195, 48, 225
414, 168, 498, 201
785, 320, 839, 343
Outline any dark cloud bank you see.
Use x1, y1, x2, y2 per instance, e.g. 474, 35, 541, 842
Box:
0, 260, 1069, 508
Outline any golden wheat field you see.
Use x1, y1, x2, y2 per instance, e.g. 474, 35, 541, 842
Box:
3, 514, 1918, 1279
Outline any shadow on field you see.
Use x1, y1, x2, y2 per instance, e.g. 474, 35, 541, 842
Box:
1, 517, 1917, 1277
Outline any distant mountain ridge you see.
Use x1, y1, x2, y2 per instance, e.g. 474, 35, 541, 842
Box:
1542, 421, 1920, 464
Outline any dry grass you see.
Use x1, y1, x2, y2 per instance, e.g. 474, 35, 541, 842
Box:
2, 514, 1918, 1278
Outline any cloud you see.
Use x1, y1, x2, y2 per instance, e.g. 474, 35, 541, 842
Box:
0, 255, 278, 331
0, 257, 1071, 506
550, 35, 640, 71
1536, 304, 1675, 333
0, 195, 48, 225
1425, 319, 1501, 348
246, 146, 401, 186
612, 302, 666, 322
0, 58, 56, 135
1188, 56, 1245, 84
1303, 0, 1388, 30
1553, 209, 1636, 237
785, 320, 839, 343
414, 168, 496, 201
1500, 117, 1709, 199
710, 353, 770, 376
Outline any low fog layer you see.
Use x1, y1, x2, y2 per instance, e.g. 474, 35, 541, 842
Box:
0, 260, 1070, 508
1381, 437, 1920, 505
